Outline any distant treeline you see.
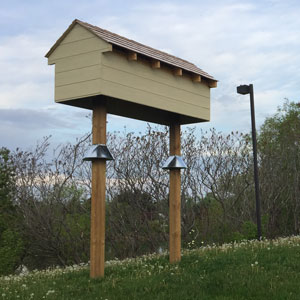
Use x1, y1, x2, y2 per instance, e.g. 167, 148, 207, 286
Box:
0, 100, 299, 275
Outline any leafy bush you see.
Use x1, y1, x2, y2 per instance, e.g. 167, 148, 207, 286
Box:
0, 229, 24, 275
0, 148, 25, 275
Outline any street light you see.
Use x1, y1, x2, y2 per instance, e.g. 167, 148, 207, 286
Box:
237, 84, 262, 240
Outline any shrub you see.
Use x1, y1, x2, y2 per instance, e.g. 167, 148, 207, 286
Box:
0, 229, 24, 275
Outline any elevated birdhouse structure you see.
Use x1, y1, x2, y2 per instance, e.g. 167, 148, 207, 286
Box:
46, 19, 217, 278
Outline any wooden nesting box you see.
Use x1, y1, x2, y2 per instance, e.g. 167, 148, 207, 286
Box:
45, 19, 217, 125
46, 19, 217, 278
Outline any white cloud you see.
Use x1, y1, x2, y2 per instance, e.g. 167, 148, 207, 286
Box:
0, 34, 54, 109
1, 0, 300, 150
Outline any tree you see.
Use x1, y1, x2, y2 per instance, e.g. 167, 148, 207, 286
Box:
12, 136, 91, 269
258, 100, 300, 236
0, 147, 24, 275
0, 148, 15, 228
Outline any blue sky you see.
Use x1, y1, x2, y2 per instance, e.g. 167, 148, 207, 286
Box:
1, 0, 300, 150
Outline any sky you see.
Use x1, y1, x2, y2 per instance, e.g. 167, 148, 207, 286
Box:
0, 0, 300, 151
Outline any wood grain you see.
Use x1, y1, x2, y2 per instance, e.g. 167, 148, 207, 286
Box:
90, 103, 106, 278
169, 123, 181, 263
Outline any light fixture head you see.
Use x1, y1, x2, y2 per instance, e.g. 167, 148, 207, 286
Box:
237, 84, 250, 95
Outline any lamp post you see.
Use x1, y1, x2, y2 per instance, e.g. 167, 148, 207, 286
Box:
237, 84, 262, 240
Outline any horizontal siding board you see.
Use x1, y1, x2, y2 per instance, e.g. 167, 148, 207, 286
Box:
55, 79, 101, 101
55, 65, 101, 87
100, 79, 210, 120
55, 51, 101, 73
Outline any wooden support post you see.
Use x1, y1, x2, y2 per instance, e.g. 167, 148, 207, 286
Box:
90, 103, 107, 278
169, 123, 181, 263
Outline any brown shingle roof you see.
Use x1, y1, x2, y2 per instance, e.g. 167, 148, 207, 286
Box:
46, 19, 216, 81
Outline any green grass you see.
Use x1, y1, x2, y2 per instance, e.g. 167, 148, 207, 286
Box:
1, 236, 300, 299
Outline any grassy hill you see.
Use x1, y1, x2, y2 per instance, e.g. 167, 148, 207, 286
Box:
1, 236, 300, 299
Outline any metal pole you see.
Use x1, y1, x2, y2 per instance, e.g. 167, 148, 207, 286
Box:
249, 84, 262, 240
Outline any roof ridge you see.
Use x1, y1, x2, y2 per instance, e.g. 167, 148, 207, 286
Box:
75, 19, 201, 69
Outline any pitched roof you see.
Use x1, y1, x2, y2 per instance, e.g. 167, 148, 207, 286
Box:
46, 19, 216, 81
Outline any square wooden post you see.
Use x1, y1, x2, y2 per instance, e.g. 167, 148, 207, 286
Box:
169, 123, 181, 263
90, 103, 107, 278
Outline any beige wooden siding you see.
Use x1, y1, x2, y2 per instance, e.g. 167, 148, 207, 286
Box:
102, 52, 209, 101
54, 52, 102, 101
55, 79, 101, 101
55, 65, 101, 87
100, 51, 210, 120
48, 24, 111, 101
54, 51, 101, 73
100, 79, 210, 120
48, 24, 111, 64
48, 37, 110, 63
